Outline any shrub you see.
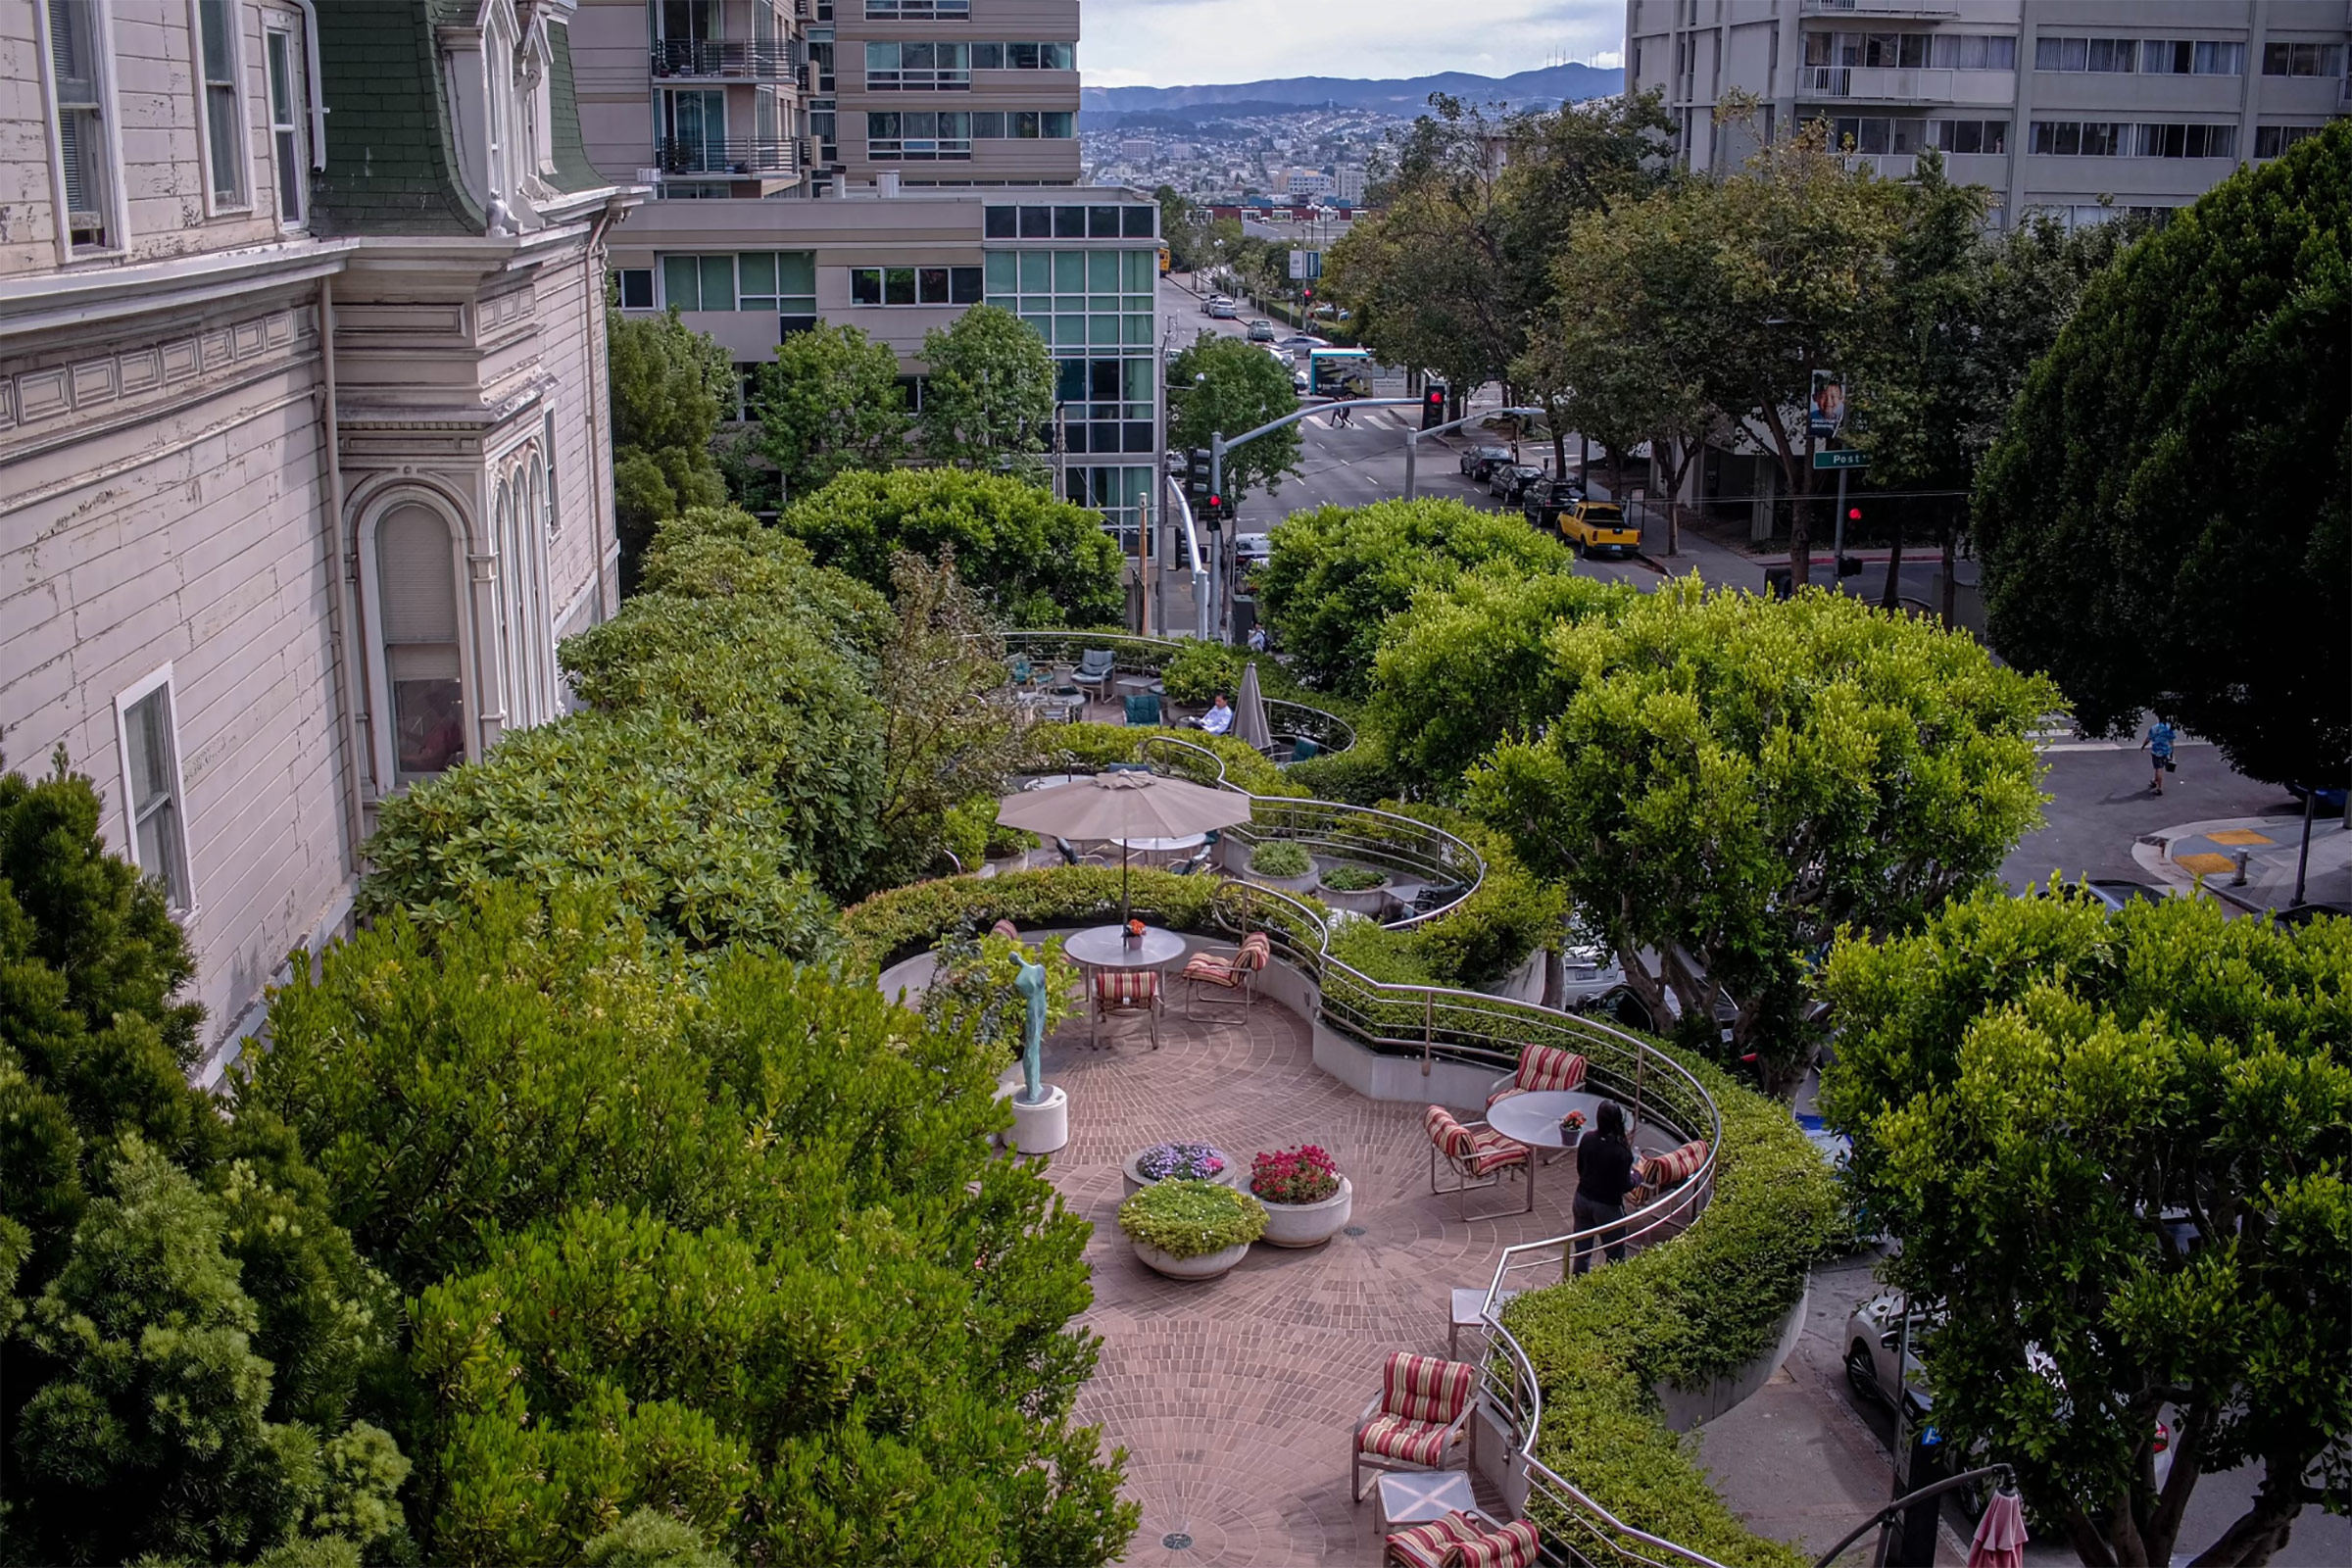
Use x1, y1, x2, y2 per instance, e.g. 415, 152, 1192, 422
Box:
1250, 1146, 1341, 1204
1027, 721, 1306, 799
1161, 640, 1248, 705
842, 866, 1226, 971
1117, 1180, 1267, 1257
1134, 1142, 1229, 1182
921, 929, 1077, 1062
1319, 865, 1390, 892
1247, 841, 1312, 878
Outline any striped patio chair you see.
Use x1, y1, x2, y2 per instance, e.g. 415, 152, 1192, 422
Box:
1484, 1043, 1590, 1109
1424, 1106, 1533, 1221
1351, 1350, 1478, 1502
1180, 931, 1270, 1022
1627, 1137, 1712, 1209
1456, 1519, 1542, 1568
1384, 1511, 1486, 1568
1089, 968, 1161, 1050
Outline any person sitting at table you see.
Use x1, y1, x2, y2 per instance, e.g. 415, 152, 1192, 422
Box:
1193, 693, 1234, 736
1570, 1100, 1638, 1276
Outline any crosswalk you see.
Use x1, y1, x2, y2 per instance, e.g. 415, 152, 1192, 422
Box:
2031, 713, 2210, 753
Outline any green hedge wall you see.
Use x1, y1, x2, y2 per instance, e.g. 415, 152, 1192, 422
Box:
1024, 722, 1308, 799
1500, 1052, 1838, 1568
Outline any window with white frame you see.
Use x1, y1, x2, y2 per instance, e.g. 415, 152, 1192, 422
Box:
192, 0, 246, 208
264, 18, 307, 226
374, 503, 467, 784
116, 671, 193, 912
44, 0, 119, 252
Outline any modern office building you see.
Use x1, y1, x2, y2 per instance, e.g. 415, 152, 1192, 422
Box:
570, 2, 1159, 547
0, 0, 635, 1072
1626, 0, 2350, 226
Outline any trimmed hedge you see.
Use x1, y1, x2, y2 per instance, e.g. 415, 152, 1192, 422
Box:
1025, 722, 1307, 798
1499, 1051, 1838, 1568
842, 868, 1223, 971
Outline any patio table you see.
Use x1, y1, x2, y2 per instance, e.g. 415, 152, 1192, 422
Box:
1108, 833, 1206, 867
1374, 1470, 1478, 1533
1484, 1089, 1612, 1209
1061, 923, 1187, 971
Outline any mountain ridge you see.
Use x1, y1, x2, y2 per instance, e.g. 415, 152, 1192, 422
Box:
1080, 63, 1622, 117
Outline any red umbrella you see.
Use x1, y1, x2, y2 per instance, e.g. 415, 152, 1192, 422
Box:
1968, 1489, 2028, 1568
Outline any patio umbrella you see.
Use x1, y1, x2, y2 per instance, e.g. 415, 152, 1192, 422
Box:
1234, 661, 1273, 753
996, 770, 1254, 920
1967, 1489, 2028, 1568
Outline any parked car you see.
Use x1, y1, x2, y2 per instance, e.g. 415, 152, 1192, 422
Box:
1278, 334, 1325, 354
1207, 299, 1238, 319
1487, 464, 1547, 504
1521, 479, 1585, 530
1560, 500, 1642, 559
1232, 531, 1274, 566
1246, 318, 1277, 341
1292, 368, 1310, 394
1200, 293, 1233, 315
1459, 444, 1514, 481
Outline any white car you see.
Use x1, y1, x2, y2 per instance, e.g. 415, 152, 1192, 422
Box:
1200, 293, 1233, 315
1232, 531, 1273, 565
1206, 299, 1238, 319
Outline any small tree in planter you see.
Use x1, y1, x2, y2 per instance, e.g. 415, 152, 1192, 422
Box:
1316, 864, 1394, 917
1245, 840, 1317, 894
1250, 1145, 1354, 1248
1119, 1180, 1268, 1280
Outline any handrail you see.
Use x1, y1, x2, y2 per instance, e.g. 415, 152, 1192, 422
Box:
1003, 631, 1357, 755
1808, 1466, 2014, 1568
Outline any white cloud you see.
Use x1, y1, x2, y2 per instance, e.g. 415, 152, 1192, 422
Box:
1079, 0, 1626, 90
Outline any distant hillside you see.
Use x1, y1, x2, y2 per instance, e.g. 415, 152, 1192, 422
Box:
1080, 63, 1621, 118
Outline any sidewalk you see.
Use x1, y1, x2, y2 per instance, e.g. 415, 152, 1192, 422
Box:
2132, 810, 2352, 912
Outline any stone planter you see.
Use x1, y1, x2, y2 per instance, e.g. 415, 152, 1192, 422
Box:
1132, 1239, 1252, 1280
1243, 853, 1320, 897
1122, 1146, 1239, 1200
981, 851, 1028, 878
1315, 870, 1394, 917
1254, 1176, 1353, 1248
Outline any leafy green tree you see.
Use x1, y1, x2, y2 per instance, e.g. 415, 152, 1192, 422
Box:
1468, 581, 2055, 1088
608, 307, 732, 591
752, 321, 909, 502
0, 755, 405, 1566
1165, 332, 1300, 505
1821, 891, 2352, 1568
1153, 185, 1205, 272
242, 893, 1138, 1568
1256, 498, 1576, 696
781, 466, 1123, 627
917, 304, 1056, 471
1974, 123, 2352, 787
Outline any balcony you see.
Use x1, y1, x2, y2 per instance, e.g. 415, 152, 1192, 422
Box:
864, 0, 967, 17
1800, 0, 1958, 14
656, 137, 799, 176
865, 68, 971, 89
650, 40, 799, 79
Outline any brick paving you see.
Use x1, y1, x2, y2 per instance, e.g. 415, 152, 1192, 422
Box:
1033, 994, 1577, 1565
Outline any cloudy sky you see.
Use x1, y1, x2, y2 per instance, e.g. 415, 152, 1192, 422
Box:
1079, 0, 1625, 88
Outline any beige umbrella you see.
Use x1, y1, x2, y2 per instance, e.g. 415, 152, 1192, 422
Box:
1235, 661, 1273, 753
998, 770, 1254, 919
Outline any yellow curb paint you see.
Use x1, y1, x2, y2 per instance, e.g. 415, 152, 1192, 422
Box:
2207, 830, 2276, 846
2175, 853, 2237, 876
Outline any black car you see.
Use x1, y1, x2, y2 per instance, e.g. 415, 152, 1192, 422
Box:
1487, 464, 1546, 504
1458, 444, 1514, 481
1522, 479, 1585, 529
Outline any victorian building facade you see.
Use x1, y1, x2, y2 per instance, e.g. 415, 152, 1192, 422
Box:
0, 0, 638, 1073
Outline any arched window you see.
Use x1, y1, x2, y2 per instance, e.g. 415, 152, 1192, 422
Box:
376, 504, 466, 783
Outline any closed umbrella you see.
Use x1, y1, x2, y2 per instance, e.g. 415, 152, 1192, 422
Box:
1967, 1489, 2028, 1568
1235, 661, 1273, 754
997, 770, 1254, 920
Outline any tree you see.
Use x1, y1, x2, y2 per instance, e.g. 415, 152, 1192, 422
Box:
1165, 332, 1300, 505
781, 466, 1124, 627
242, 892, 1139, 1567
752, 322, 909, 503
608, 307, 732, 591
917, 304, 1056, 472
1467, 581, 2056, 1089
1974, 124, 2352, 787
1820, 890, 2352, 1567
0, 755, 406, 1566
1256, 498, 1577, 697
1154, 185, 1207, 273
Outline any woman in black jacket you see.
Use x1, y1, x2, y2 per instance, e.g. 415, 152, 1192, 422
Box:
1571, 1100, 1637, 1276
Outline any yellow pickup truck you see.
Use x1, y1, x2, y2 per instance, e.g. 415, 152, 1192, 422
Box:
1559, 501, 1641, 560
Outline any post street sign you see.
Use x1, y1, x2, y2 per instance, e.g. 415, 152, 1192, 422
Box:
1813, 448, 1870, 470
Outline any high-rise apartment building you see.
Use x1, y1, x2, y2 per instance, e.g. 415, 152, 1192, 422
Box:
1627, 1, 2349, 226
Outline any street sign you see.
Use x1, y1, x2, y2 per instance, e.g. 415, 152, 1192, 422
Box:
1287, 249, 1323, 279
1814, 448, 1870, 470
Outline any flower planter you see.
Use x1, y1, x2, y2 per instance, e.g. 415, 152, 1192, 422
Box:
1132, 1239, 1252, 1280
1242, 844, 1320, 896
1122, 1145, 1239, 1200
1315, 870, 1394, 917
1257, 1176, 1353, 1247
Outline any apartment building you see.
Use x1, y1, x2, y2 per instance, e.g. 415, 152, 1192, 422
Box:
569, 2, 1157, 544
1627, 0, 2350, 225
0, 0, 635, 1071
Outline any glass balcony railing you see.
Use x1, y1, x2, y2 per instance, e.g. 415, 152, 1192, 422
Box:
656, 136, 798, 175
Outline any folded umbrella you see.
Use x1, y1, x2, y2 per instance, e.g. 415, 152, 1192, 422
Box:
997, 770, 1254, 920
1967, 1489, 2028, 1568
1235, 661, 1273, 753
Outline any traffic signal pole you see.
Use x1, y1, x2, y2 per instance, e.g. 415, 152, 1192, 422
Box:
1402, 407, 1549, 499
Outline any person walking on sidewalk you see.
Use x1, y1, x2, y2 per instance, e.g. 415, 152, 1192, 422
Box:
2142, 717, 2178, 795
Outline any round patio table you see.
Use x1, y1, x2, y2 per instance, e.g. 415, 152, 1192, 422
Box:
1485, 1089, 1612, 1151
1108, 833, 1207, 867
1061, 923, 1188, 971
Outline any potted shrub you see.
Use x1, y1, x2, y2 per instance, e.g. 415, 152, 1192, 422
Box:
1122, 1140, 1235, 1199
1119, 1179, 1267, 1280
1315, 863, 1394, 916
982, 821, 1039, 875
1244, 839, 1318, 895
1249, 1144, 1353, 1248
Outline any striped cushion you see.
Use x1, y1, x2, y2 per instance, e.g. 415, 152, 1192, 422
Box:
1357, 1413, 1456, 1467
1093, 970, 1161, 1006
1427, 1109, 1529, 1176
1381, 1350, 1475, 1424
1386, 1512, 1484, 1568
1425, 1107, 1478, 1161
989, 919, 1022, 943
1517, 1045, 1588, 1093
1182, 954, 1248, 989
1236, 932, 1272, 969
1642, 1139, 1710, 1187
1457, 1519, 1541, 1568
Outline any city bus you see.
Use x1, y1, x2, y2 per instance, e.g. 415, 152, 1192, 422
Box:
1306, 346, 1373, 400
1157, 243, 1171, 275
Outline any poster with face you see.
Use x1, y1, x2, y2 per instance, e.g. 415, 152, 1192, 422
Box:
1810, 370, 1846, 437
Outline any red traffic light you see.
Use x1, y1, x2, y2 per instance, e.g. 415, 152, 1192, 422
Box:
1424, 389, 1446, 407
1847, 507, 1862, 520
1207, 493, 1223, 511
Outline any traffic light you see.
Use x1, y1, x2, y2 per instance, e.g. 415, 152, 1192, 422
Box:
1421, 384, 1449, 430
1847, 506, 1862, 523
1203, 492, 1226, 529
1185, 448, 1212, 505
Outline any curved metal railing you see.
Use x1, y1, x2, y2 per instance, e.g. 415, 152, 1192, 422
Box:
1003, 630, 1357, 755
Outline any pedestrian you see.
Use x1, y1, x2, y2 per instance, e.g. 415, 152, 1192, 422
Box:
1569, 1100, 1639, 1277
1331, 403, 1351, 428
1247, 623, 1268, 654
2141, 716, 2178, 796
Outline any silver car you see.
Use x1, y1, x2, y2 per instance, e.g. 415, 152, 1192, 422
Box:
1206, 299, 1238, 319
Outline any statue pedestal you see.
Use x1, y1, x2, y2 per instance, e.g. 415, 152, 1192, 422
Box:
1010, 1085, 1069, 1155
